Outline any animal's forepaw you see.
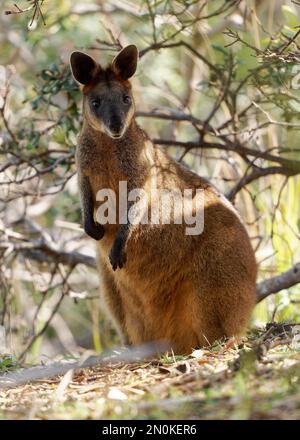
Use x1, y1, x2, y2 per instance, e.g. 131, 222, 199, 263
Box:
84, 221, 105, 241
109, 239, 127, 271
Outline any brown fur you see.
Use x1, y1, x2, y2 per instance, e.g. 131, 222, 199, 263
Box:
71, 46, 257, 354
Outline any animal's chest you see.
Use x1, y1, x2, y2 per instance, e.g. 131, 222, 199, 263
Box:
78, 147, 127, 194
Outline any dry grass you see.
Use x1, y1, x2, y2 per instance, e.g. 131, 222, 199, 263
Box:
0, 324, 299, 420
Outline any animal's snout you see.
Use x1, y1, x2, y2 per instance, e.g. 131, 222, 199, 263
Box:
108, 117, 124, 136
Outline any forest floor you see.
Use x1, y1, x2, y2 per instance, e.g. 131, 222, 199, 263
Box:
0, 323, 299, 420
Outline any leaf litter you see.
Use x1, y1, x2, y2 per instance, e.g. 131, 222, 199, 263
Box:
0, 323, 299, 419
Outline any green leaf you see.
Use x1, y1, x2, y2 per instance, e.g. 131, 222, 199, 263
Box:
31, 96, 41, 110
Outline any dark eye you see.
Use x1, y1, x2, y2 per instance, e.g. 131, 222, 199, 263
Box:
91, 99, 101, 109
123, 95, 131, 104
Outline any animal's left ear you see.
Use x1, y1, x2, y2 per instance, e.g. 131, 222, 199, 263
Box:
112, 45, 138, 80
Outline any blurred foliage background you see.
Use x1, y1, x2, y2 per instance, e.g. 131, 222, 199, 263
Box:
0, 0, 300, 364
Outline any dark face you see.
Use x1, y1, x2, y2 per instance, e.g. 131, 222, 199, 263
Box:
70, 45, 138, 139
84, 81, 135, 139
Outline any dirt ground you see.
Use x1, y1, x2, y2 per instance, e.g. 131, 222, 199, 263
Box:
0, 323, 299, 420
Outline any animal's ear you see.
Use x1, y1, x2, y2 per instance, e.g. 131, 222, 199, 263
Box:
112, 45, 138, 80
69, 51, 100, 85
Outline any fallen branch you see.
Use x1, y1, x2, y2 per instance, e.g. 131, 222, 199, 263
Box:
0, 341, 170, 390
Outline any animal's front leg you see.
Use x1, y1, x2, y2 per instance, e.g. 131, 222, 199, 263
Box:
84, 217, 105, 241
79, 173, 105, 241
109, 223, 129, 270
109, 178, 138, 270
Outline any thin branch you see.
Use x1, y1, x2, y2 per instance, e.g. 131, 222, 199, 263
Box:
257, 262, 300, 302
0, 239, 96, 269
2, 230, 300, 303
152, 138, 300, 175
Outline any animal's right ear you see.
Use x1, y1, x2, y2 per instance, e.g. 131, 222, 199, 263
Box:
70, 51, 100, 85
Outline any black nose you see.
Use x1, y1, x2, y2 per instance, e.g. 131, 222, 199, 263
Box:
109, 118, 122, 134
